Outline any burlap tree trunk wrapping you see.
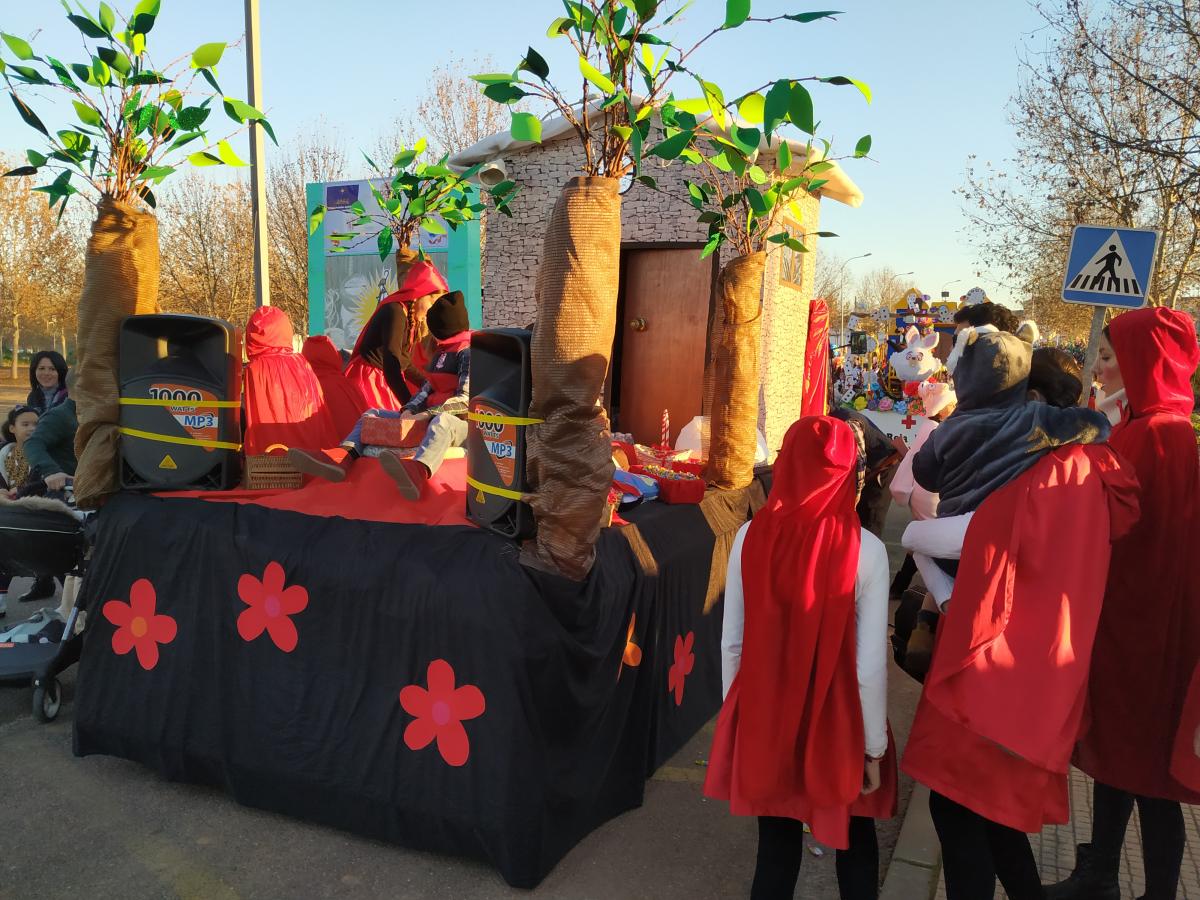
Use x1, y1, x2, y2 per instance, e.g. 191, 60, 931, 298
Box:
706, 252, 765, 491
74, 197, 160, 508
521, 177, 621, 581
394, 246, 418, 287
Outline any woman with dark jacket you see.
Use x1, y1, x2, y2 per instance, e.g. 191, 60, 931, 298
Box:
27, 351, 68, 414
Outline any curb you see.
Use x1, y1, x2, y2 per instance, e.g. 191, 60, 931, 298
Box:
880, 784, 941, 900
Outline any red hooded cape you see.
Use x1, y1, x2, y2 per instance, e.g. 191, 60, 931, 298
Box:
800, 298, 831, 417
903, 444, 1140, 832
301, 335, 368, 437
242, 308, 339, 456
1076, 307, 1200, 802
344, 261, 449, 411
704, 416, 897, 849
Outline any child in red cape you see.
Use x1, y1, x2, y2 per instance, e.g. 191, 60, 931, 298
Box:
704, 415, 897, 900
1049, 306, 1200, 900
343, 261, 448, 411
301, 335, 368, 436
242, 307, 338, 457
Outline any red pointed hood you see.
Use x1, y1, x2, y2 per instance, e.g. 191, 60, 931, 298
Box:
1109, 307, 1199, 419
301, 335, 344, 376
379, 260, 449, 309
245, 307, 295, 359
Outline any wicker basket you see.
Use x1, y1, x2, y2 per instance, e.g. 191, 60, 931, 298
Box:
244, 454, 303, 491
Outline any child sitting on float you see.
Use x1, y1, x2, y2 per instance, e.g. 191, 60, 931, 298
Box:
289, 291, 472, 500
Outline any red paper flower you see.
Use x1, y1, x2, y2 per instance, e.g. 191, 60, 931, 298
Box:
619, 614, 642, 681
399, 659, 486, 767
668, 632, 696, 706
237, 561, 309, 652
102, 579, 177, 671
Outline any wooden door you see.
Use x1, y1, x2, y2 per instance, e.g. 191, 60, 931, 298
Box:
616, 248, 713, 446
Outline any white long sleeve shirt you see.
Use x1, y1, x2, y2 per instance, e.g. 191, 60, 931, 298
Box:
889, 419, 940, 521
720, 522, 890, 759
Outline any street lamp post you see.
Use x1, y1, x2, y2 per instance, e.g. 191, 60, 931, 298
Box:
836, 252, 872, 338
940, 278, 962, 299
246, 0, 271, 308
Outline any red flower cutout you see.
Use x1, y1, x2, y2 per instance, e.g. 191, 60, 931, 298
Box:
237, 561, 309, 652
668, 631, 696, 706
102, 579, 177, 671
619, 614, 642, 681
399, 659, 486, 767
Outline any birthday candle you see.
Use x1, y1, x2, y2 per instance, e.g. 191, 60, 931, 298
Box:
661, 408, 670, 450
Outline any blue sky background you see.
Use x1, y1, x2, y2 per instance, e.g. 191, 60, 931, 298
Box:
1, 0, 1049, 305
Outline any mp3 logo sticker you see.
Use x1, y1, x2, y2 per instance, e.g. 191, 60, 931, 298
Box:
1062, 225, 1161, 309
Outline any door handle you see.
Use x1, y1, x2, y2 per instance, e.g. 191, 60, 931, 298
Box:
629, 317, 647, 332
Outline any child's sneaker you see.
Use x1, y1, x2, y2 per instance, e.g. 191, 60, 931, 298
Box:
288, 448, 354, 483
379, 452, 429, 501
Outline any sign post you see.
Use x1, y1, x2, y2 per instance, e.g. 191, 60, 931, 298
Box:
1061, 224, 1161, 404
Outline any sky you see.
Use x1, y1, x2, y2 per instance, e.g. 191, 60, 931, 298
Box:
0, 0, 1050, 306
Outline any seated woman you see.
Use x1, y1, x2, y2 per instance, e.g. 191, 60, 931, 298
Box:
27, 351, 68, 415
343, 261, 449, 411
289, 291, 472, 500
0, 404, 41, 616
302, 335, 368, 436
242, 307, 338, 457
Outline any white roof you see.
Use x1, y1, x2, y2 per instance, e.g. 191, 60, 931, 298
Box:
449, 105, 864, 208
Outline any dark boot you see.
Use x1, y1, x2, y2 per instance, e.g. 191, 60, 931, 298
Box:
288, 448, 354, 483
18, 576, 56, 603
379, 452, 429, 501
1044, 843, 1120, 900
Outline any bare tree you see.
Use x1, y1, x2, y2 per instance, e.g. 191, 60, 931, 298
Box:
157, 174, 256, 327
266, 129, 349, 332
0, 161, 82, 377
854, 265, 902, 311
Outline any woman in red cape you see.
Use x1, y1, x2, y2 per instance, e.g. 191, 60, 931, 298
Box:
242, 307, 339, 457
902, 440, 1137, 900
301, 335, 368, 436
343, 261, 448, 411
1049, 307, 1200, 900
704, 416, 897, 900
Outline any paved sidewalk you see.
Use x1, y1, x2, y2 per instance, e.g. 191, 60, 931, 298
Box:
934, 768, 1200, 899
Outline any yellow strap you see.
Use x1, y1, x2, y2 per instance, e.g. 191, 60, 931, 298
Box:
467, 412, 544, 426
466, 474, 526, 502
119, 426, 242, 452
120, 397, 240, 408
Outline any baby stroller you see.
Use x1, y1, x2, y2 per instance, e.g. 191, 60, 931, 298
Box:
0, 493, 90, 722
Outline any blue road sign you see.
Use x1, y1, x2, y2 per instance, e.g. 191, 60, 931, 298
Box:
1062, 225, 1161, 309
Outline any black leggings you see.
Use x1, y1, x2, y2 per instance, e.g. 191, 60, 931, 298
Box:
889, 552, 917, 597
751, 815, 878, 900
928, 791, 1042, 900
1092, 780, 1184, 899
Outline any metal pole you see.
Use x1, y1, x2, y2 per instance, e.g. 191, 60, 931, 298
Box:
246, 0, 271, 307
1078, 305, 1107, 406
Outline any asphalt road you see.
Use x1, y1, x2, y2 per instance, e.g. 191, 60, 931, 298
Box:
0, 512, 921, 900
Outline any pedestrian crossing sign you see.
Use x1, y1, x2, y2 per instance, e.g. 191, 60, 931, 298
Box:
1062, 225, 1160, 309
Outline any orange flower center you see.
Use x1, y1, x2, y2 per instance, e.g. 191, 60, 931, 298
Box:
431, 700, 452, 726
130, 616, 148, 638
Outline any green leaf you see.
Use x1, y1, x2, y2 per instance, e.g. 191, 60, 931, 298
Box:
58, 130, 91, 153
377, 228, 393, 261
731, 125, 761, 155
634, 33, 667, 45
10, 94, 48, 137
187, 151, 222, 167
27, 149, 47, 167
579, 56, 616, 94
216, 140, 248, 167
700, 231, 722, 259
789, 83, 815, 134
763, 79, 791, 138
97, 46, 131, 75
747, 165, 768, 185
744, 187, 768, 215
98, 2, 116, 33
199, 67, 222, 93
709, 150, 733, 172
724, 0, 751, 28
510, 111, 542, 143
784, 10, 841, 23
777, 139, 792, 172
610, 124, 633, 141
650, 129, 693, 160
3, 166, 39, 177
809, 161, 835, 173
421, 217, 447, 236
192, 42, 226, 69
2, 32, 35, 60
8, 65, 49, 85
223, 96, 265, 123
854, 134, 872, 158
167, 131, 203, 152
685, 180, 706, 209
177, 106, 211, 130
91, 57, 111, 86
349, 200, 366, 216
138, 165, 174, 182
738, 93, 764, 124
484, 82, 526, 104
131, 0, 160, 35
391, 149, 417, 170
522, 46, 549, 80
72, 100, 102, 128
821, 75, 872, 104
129, 70, 167, 85
260, 119, 278, 145
470, 72, 516, 85
546, 17, 572, 37
636, 175, 657, 190
308, 204, 326, 236
161, 89, 184, 111
663, 0, 694, 25
702, 80, 726, 130
44, 56, 78, 88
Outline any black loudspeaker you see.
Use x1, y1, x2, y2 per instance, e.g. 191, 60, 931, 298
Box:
119, 314, 242, 491
466, 328, 535, 539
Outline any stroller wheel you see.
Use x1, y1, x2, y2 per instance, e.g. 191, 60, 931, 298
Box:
32, 677, 62, 723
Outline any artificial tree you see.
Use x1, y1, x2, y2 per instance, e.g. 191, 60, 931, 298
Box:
652, 72, 872, 488
2, 0, 275, 507
477, 0, 847, 580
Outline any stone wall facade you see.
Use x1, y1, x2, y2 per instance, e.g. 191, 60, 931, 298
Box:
480, 138, 826, 454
